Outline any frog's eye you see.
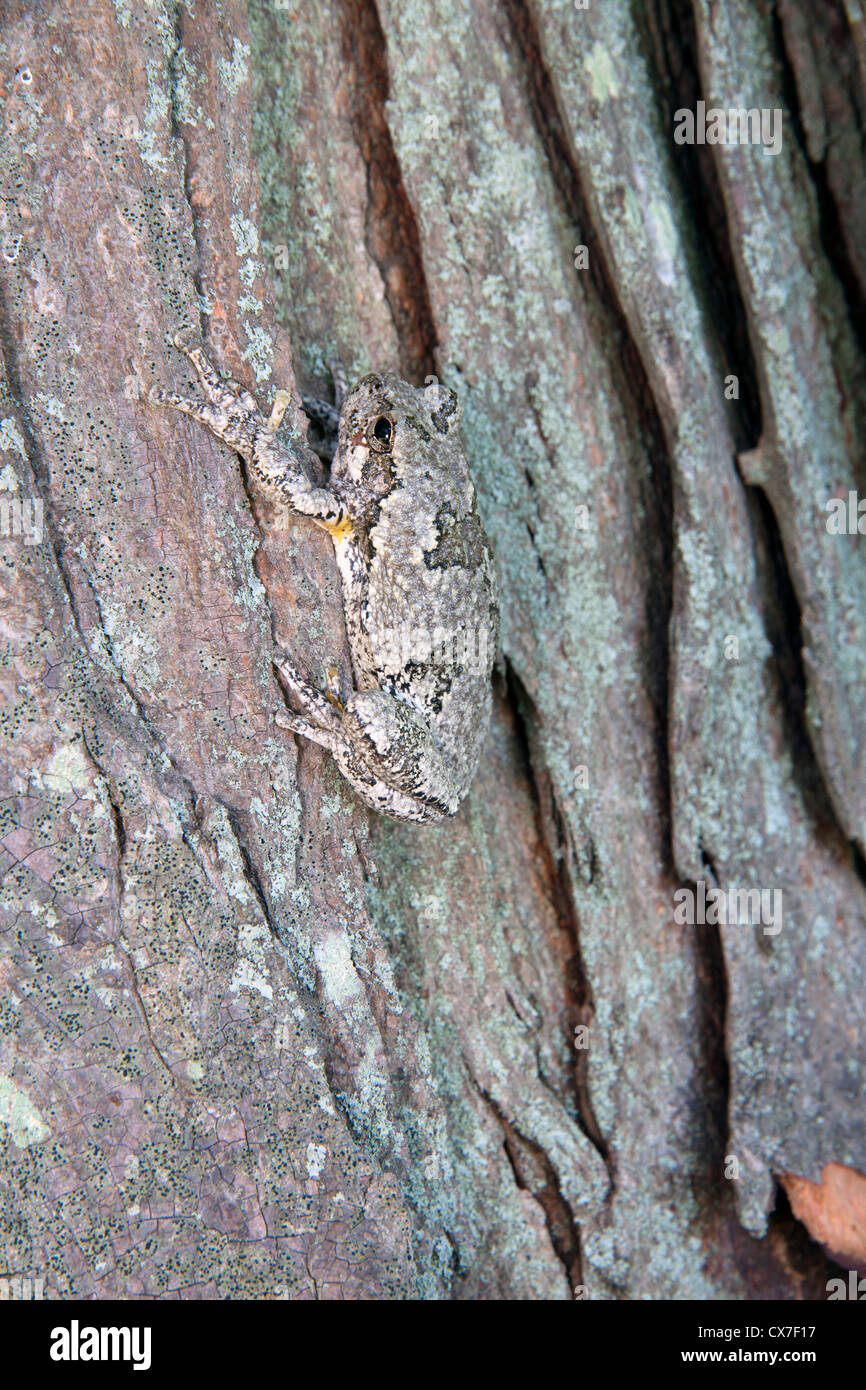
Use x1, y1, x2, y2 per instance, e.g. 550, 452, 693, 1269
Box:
370, 415, 394, 453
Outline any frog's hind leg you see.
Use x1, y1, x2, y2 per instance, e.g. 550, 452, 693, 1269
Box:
330, 744, 449, 823
275, 708, 349, 758
340, 689, 462, 820
273, 653, 343, 732
147, 386, 259, 455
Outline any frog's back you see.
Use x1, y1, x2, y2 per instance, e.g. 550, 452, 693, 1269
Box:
363, 477, 499, 767
331, 370, 499, 782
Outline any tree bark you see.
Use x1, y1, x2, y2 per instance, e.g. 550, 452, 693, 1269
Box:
0, 0, 864, 1298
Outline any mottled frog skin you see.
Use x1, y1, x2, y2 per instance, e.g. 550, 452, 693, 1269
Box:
150, 336, 499, 823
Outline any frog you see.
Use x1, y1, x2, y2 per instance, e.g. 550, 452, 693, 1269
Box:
149, 334, 499, 823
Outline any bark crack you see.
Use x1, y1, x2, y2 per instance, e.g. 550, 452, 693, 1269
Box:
734, 464, 866, 897
500, 0, 675, 874
122, 940, 190, 1096
643, 0, 762, 450
169, 0, 208, 337
337, 0, 438, 383
504, 661, 614, 1187
691, 843, 730, 1176
78, 729, 192, 1094
223, 801, 281, 940
473, 1074, 584, 1295
773, 1, 866, 359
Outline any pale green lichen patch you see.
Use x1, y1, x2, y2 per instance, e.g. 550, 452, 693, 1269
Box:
137, 59, 173, 171
217, 37, 251, 99
240, 324, 275, 383
172, 45, 213, 129
584, 42, 619, 102
0, 1076, 49, 1147
314, 930, 363, 1009
231, 922, 275, 1001
238, 291, 263, 316
37, 740, 94, 799
305, 1141, 327, 1177
229, 214, 259, 259
0, 418, 26, 460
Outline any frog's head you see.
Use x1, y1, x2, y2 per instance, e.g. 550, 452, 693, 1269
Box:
330, 372, 462, 522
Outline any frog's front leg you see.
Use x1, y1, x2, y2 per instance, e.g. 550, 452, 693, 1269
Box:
149, 334, 351, 537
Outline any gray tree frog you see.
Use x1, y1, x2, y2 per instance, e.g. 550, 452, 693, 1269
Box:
150, 335, 499, 823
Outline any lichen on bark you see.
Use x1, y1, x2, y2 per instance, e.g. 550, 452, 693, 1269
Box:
0, 0, 862, 1299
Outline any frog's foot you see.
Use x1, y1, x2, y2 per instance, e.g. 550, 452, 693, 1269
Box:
148, 332, 264, 455
274, 652, 343, 733
172, 329, 260, 414
275, 709, 349, 758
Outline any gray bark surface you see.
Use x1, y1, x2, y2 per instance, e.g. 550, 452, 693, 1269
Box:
0, 0, 863, 1298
